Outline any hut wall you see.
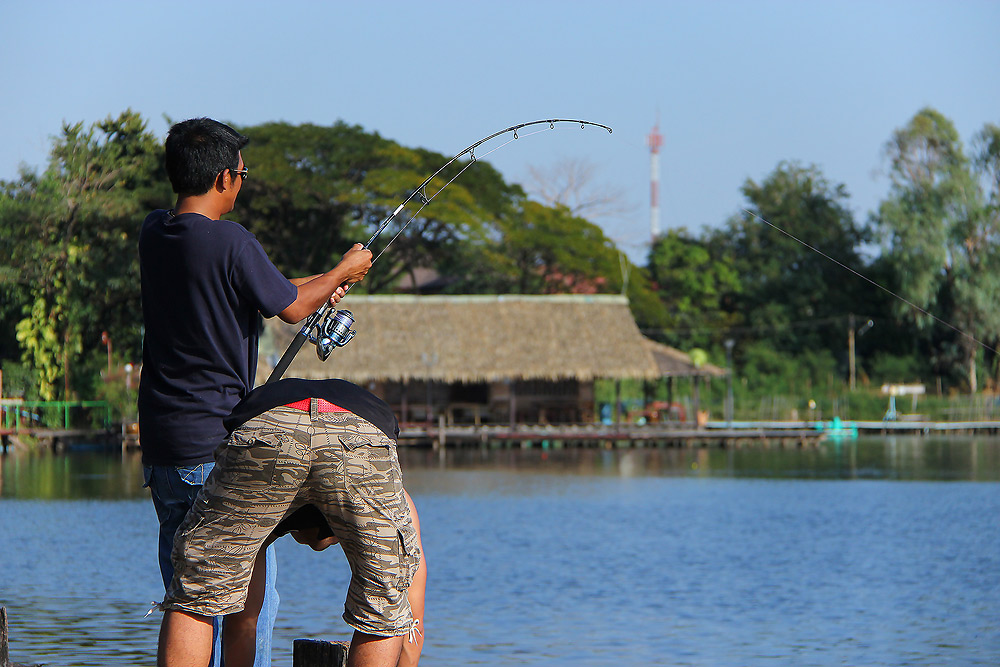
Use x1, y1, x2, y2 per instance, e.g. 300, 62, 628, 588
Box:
488, 380, 590, 424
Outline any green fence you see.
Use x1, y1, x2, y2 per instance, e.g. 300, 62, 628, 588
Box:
1, 400, 113, 431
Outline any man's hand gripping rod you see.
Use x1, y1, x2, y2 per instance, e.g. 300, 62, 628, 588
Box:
264, 119, 613, 385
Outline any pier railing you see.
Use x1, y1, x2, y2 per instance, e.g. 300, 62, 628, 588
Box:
1, 399, 113, 434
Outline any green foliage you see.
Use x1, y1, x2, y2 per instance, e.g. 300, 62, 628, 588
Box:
646, 228, 742, 348
500, 202, 622, 293
716, 162, 869, 356
868, 352, 926, 385
4, 107, 1000, 406
873, 107, 1000, 391
0, 361, 35, 398
236, 121, 523, 294
739, 342, 839, 397
93, 365, 138, 422
0, 110, 168, 399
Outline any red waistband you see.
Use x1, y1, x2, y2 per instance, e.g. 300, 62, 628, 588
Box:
283, 399, 350, 413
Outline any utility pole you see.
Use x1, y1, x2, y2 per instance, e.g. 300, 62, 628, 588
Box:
848, 315, 873, 390
848, 314, 856, 391
724, 339, 735, 424
101, 331, 112, 378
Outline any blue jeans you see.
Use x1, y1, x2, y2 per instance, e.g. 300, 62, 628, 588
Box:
145, 463, 280, 667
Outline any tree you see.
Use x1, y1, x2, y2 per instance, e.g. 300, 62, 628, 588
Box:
0, 110, 167, 399
236, 121, 522, 295
874, 108, 999, 392
500, 201, 625, 294
713, 162, 869, 358
526, 157, 632, 221
646, 228, 742, 349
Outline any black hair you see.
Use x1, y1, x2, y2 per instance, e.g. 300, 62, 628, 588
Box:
164, 118, 249, 196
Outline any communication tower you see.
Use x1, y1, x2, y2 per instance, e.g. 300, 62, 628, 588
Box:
646, 121, 663, 243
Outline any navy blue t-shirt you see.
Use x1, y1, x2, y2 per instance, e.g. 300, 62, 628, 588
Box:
137, 210, 297, 466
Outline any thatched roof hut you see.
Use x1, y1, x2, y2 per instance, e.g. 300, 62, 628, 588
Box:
643, 338, 727, 378
259, 294, 673, 384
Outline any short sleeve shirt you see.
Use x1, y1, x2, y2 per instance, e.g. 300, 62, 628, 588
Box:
137, 210, 297, 466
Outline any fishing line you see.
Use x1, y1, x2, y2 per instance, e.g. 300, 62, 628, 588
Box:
371, 124, 574, 265
369, 158, 479, 266
744, 208, 998, 355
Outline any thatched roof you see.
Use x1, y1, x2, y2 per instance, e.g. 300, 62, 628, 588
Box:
258, 295, 716, 384
643, 338, 727, 378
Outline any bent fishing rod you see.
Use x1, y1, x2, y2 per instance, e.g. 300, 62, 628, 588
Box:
265, 118, 613, 384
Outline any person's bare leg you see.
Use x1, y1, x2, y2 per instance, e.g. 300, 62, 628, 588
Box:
157, 609, 214, 667
222, 548, 268, 667
348, 631, 404, 667
397, 490, 425, 667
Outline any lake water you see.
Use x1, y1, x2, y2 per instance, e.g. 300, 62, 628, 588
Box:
1, 437, 999, 665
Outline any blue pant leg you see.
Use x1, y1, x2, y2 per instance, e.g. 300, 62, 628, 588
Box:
145, 464, 225, 665
145, 464, 279, 667
256, 543, 280, 666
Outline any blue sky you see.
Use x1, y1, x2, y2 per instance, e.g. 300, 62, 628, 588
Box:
2, 1, 997, 261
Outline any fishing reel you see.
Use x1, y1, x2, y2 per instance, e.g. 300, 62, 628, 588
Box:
308, 308, 357, 361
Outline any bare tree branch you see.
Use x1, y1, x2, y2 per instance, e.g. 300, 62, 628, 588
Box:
526, 157, 634, 221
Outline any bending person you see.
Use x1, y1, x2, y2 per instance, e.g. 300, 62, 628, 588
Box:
273, 491, 426, 667
157, 378, 420, 667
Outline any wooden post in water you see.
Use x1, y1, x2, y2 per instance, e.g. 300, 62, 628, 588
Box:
293, 639, 348, 667
1, 606, 9, 667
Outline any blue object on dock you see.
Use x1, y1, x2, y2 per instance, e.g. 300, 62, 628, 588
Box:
814, 416, 859, 439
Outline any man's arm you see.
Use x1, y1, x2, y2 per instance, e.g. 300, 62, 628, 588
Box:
278, 244, 372, 324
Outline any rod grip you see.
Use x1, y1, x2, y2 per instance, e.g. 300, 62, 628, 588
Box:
266, 332, 308, 384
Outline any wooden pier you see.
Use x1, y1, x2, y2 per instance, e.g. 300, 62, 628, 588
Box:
397, 416, 1000, 448
399, 419, 827, 448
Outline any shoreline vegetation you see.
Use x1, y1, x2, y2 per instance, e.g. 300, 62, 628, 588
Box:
1, 109, 999, 430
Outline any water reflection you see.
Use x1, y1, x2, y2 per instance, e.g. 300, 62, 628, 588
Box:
398, 436, 1000, 482
0, 449, 147, 499
2, 437, 999, 501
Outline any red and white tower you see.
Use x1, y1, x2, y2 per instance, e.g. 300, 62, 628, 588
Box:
646, 121, 663, 243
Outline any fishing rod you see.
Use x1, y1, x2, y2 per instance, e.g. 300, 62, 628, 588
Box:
265, 119, 614, 384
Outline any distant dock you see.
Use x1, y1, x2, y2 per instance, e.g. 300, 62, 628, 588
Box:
398, 417, 1000, 448
400, 421, 826, 448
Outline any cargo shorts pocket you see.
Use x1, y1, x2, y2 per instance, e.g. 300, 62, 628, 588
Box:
213, 429, 282, 489
342, 442, 402, 506
392, 513, 421, 589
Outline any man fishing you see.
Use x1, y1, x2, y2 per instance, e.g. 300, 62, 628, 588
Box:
138, 117, 372, 666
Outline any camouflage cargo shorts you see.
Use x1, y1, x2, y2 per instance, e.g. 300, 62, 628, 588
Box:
162, 402, 420, 637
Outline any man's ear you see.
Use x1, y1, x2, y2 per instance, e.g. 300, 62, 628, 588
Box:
215, 170, 230, 193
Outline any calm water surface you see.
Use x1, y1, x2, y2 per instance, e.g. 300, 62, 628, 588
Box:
1, 437, 999, 666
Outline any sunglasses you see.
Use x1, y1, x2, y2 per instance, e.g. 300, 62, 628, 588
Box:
231, 166, 249, 181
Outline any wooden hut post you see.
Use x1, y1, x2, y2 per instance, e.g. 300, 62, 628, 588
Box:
614, 380, 621, 424
425, 379, 432, 425
400, 381, 408, 423
692, 376, 701, 426
508, 380, 517, 427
